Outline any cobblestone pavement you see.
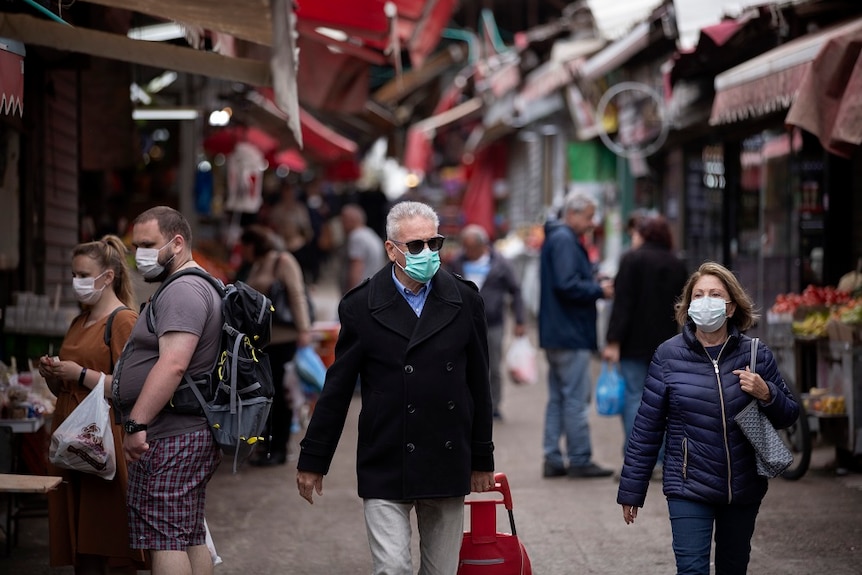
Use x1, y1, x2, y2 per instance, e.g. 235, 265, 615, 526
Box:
4, 280, 861, 573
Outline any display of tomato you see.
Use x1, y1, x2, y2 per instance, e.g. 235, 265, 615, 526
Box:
772, 285, 852, 314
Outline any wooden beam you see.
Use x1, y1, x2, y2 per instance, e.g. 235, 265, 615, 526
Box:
0, 13, 271, 86
372, 43, 467, 106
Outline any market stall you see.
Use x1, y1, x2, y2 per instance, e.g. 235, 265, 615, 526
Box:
768, 282, 862, 475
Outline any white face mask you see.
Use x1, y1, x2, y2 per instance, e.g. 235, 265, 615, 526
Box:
135, 237, 176, 282
72, 271, 109, 305
688, 296, 729, 333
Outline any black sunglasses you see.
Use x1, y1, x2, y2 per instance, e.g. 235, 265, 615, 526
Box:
391, 235, 446, 255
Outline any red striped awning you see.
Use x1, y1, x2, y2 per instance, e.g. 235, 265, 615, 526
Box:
0, 38, 24, 116
710, 17, 862, 126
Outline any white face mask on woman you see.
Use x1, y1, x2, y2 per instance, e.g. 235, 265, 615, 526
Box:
688, 296, 729, 333
72, 270, 109, 305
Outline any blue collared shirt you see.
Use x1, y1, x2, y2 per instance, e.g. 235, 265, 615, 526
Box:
392, 265, 431, 317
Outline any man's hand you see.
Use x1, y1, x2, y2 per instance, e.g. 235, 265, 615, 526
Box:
471, 471, 496, 493
123, 431, 149, 463
600, 279, 614, 299
297, 330, 314, 348
297, 470, 324, 504
513, 324, 526, 338
602, 342, 620, 364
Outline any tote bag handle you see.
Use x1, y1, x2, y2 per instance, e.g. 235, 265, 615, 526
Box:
750, 337, 759, 374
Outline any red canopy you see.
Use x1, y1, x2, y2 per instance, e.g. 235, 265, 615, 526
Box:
786, 25, 862, 158
0, 44, 24, 117
203, 125, 279, 157
268, 148, 307, 172
254, 87, 358, 163
295, 0, 458, 67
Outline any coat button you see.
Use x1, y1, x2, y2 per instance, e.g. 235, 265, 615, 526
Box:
445, 362, 454, 372
407, 404, 415, 414
444, 441, 453, 450
406, 443, 415, 453
404, 365, 414, 374
447, 401, 455, 410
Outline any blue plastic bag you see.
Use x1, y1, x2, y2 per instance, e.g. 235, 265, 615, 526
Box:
596, 362, 625, 416
294, 345, 327, 392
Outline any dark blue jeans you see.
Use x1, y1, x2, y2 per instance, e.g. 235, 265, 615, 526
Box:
667, 497, 761, 575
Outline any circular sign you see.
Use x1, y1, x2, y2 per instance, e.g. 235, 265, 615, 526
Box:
595, 81, 668, 159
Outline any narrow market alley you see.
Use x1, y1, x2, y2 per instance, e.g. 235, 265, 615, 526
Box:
4, 278, 861, 575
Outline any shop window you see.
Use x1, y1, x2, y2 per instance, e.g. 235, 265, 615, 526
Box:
684, 144, 724, 267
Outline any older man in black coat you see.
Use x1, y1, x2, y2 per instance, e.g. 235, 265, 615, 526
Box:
296, 201, 495, 575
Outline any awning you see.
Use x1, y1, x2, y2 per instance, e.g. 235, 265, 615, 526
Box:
245, 89, 358, 164
0, 37, 24, 116
710, 17, 862, 126
576, 21, 651, 81
785, 26, 862, 158
294, 0, 457, 68
572, 1, 677, 83
296, 37, 370, 114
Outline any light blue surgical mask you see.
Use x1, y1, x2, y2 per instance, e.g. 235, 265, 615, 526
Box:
688, 296, 729, 333
395, 246, 440, 284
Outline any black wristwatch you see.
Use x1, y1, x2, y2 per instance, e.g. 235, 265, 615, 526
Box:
124, 419, 148, 434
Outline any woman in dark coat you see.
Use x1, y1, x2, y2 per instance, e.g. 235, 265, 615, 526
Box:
616, 262, 799, 575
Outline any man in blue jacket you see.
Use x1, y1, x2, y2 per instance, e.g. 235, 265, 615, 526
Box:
539, 191, 614, 478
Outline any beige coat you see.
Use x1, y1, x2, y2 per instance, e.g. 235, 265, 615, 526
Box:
244, 250, 311, 344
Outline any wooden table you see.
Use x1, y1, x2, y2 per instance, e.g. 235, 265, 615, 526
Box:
0, 474, 61, 556
0, 473, 61, 493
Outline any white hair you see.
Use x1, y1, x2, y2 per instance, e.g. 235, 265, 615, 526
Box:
460, 224, 489, 245
563, 191, 596, 214
386, 201, 439, 240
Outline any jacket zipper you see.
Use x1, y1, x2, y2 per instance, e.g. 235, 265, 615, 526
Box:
702, 339, 733, 504
682, 437, 688, 479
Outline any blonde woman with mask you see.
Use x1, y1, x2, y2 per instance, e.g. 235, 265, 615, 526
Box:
38, 235, 147, 574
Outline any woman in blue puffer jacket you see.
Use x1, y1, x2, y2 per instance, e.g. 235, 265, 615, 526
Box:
616, 261, 799, 575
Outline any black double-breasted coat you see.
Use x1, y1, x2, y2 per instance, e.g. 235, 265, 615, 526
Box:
297, 265, 495, 500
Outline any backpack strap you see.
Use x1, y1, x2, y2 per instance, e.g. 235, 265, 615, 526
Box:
145, 267, 226, 415
104, 305, 130, 374
146, 268, 225, 333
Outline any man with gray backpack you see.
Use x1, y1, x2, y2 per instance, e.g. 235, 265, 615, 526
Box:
112, 206, 272, 575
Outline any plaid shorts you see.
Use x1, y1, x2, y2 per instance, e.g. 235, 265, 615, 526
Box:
127, 429, 221, 551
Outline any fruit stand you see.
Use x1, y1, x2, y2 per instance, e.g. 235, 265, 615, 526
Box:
768, 285, 862, 473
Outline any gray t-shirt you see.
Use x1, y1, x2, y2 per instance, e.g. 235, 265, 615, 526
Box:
114, 273, 223, 440
342, 226, 386, 292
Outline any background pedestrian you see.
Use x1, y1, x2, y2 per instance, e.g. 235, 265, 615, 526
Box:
538, 191, 614, 479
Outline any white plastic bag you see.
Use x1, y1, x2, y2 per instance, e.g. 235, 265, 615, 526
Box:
505, 336, 538, 385
205, 518, 223, 566
49, 383, 116, 480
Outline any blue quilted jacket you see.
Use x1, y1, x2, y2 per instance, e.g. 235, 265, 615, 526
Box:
617, 322, 799, 508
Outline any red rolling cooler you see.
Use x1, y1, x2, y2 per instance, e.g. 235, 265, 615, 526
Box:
457, 472, 532, 575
